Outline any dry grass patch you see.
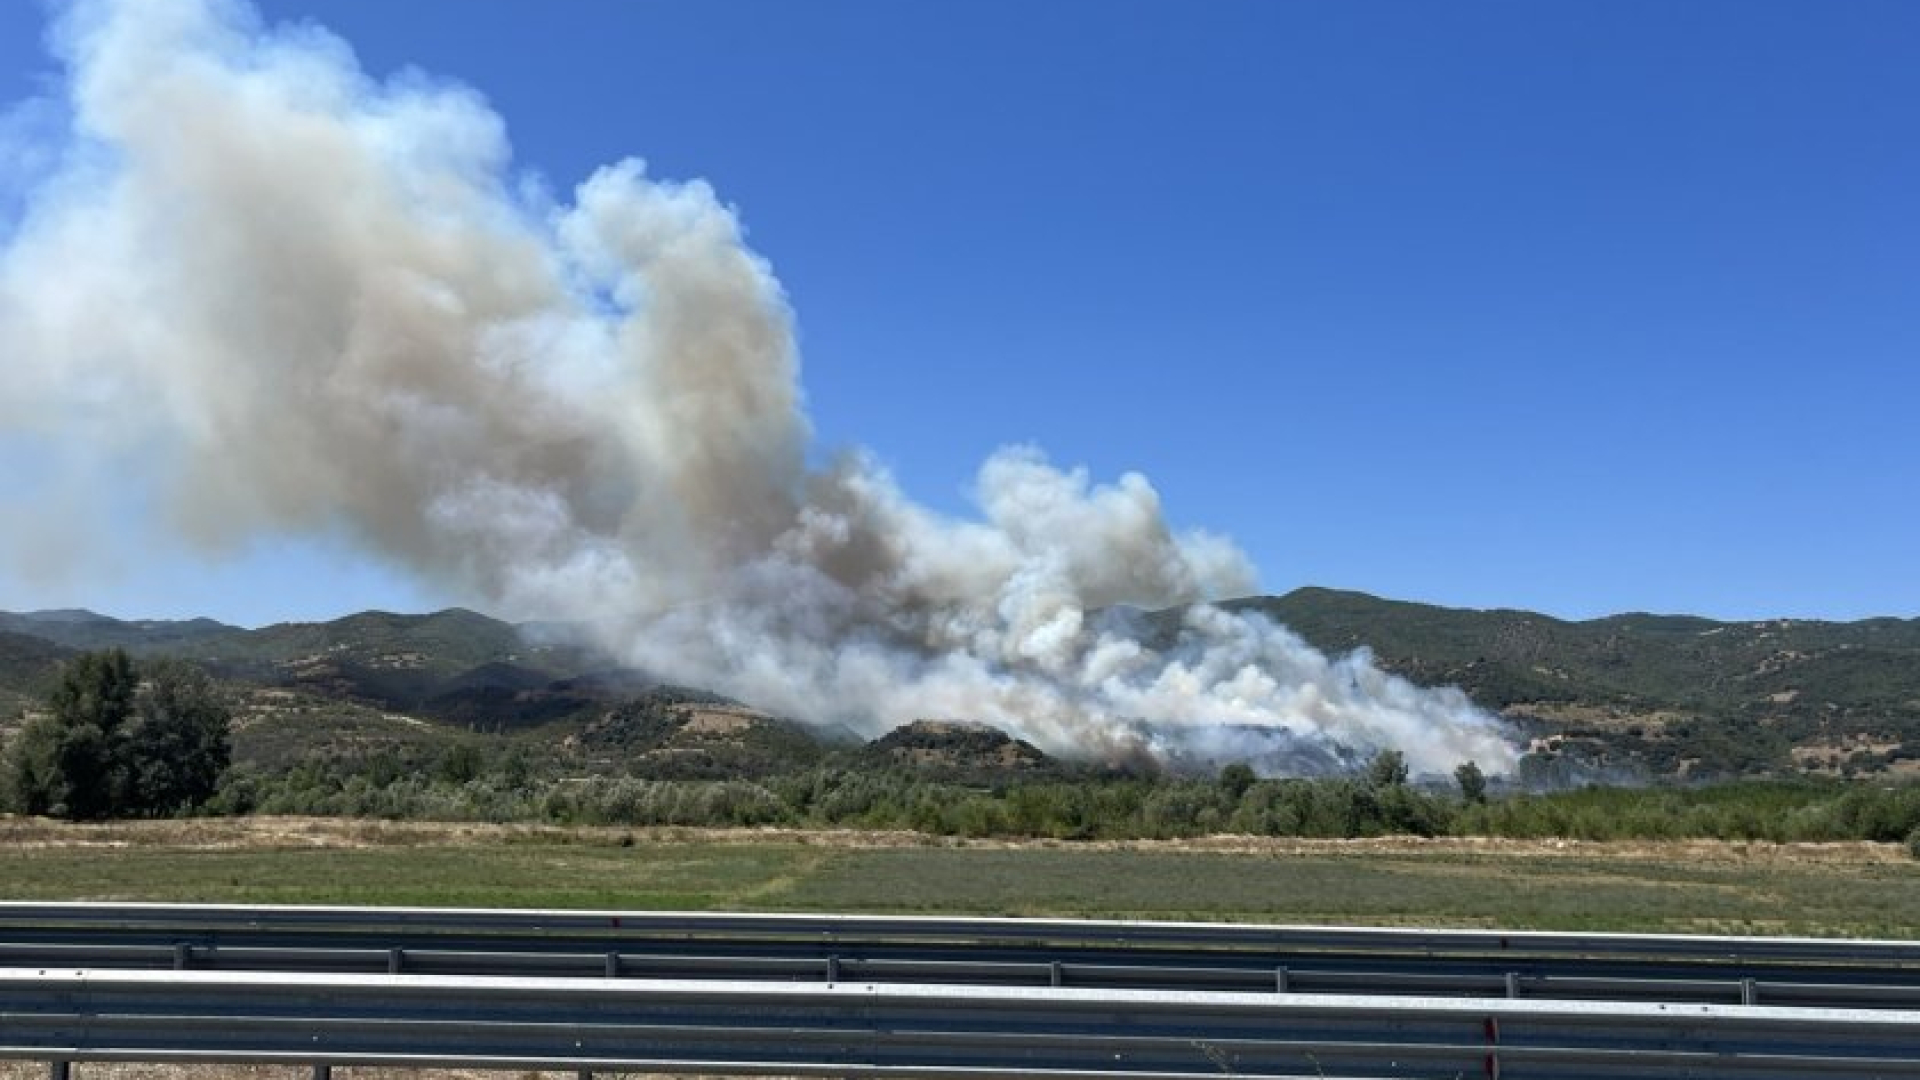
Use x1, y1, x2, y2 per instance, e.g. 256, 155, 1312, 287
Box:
0, 816, 1906, 864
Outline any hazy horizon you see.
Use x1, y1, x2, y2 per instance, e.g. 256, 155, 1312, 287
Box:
9, 582, 1914, 635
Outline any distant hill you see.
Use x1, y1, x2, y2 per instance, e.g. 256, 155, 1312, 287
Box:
860, 720, 1062, 783
0, 606, 639, 771
568, 688, 829, 779
5, 590, 1919, 782
0, 609, 240, 652
1192, 588, 1920, 779
179, 607, 542, 677
165, 608, 619, 717
0, 629, 72, 721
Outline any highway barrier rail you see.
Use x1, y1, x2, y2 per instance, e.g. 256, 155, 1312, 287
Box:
0, 905, 1918, 1077
2, 903, 1918, 1009
6, 968, 1920, 1079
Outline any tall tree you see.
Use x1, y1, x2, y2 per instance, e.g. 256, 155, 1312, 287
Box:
1367, 748, 1409, 788
126, 658, 232, 815
1218, 760, 1257, 800
6, 649, 138, 819
1454, 760, 1488, 804
3, 651, 230, 819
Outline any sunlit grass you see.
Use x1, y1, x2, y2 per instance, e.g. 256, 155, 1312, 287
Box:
2, 818, 1914, 936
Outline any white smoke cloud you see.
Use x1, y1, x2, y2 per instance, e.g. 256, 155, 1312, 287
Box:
0, 0, 1519, 776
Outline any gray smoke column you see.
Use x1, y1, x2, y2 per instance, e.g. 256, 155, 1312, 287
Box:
0, 0, 1519, 776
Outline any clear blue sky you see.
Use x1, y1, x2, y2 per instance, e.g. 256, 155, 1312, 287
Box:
1, 0, 1915, 625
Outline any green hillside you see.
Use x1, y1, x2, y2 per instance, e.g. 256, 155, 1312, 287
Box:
6, 590, 1919, 783
858, 719, 1063, 783
568, 688, 830, 779
0, 610, 239, 652
1214, 588, 1920, 778
7, 599, 1920, 849
0, 629, 71, 720
0, 607, 635, 773
165, 608, 618, 719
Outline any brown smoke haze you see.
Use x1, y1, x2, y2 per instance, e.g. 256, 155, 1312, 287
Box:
0, 0, 1519, 776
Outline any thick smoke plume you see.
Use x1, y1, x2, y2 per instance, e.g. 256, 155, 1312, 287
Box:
0, 0, 1518, 776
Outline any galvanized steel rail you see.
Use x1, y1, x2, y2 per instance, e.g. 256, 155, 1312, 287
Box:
7, 902, 1919, 963
2, 903, 1918, 1009
5, 967, 1920, 1079
3, 905, 1920, 1077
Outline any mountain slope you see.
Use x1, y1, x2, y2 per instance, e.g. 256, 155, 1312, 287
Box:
568, 688, 828, 779
1208, 588, 1920, 777
7, 592, 1919, 782
166, 608, 615, 713
0, 609, 240, 652
0, 607, 640, 770
0, 629, 73, 720
859, 720, 1063, 783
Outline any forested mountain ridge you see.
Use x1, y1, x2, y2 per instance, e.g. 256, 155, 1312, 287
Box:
4, 591, 1918, 781
1215, 588, 1920, 777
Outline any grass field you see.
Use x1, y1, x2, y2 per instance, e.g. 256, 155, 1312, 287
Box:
3, 817, 1916, 936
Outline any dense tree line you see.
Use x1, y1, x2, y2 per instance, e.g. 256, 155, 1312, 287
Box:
207, 743, 1920, 853
2, 650, 231, 819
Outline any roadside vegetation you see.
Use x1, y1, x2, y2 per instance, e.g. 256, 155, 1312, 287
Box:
197, 753, 1920, 851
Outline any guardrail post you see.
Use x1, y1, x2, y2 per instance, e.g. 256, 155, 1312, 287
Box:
1742, 978, 1758, 1006
604, 951, 620, 978
311, 1066, 331, 1080
1050, 961, 1064, 987
1274, 965, 1290, 992
172, 942, 191, 970
1504, 972, 1520, 998
48, 1063, 71, 1080
387, 947, 404, 974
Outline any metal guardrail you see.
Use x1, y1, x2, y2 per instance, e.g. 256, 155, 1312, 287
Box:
2, 903, 1917, 1010
5, 903, 1918, 965
5, 967, 1920, 1079
4, 906, 1919, 1077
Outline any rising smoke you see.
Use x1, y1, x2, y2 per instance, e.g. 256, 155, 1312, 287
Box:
0, 0, 1518, 776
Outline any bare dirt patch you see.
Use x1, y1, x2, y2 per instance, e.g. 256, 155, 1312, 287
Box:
1501, 701, 1691, 730
676, 704, 766, 737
